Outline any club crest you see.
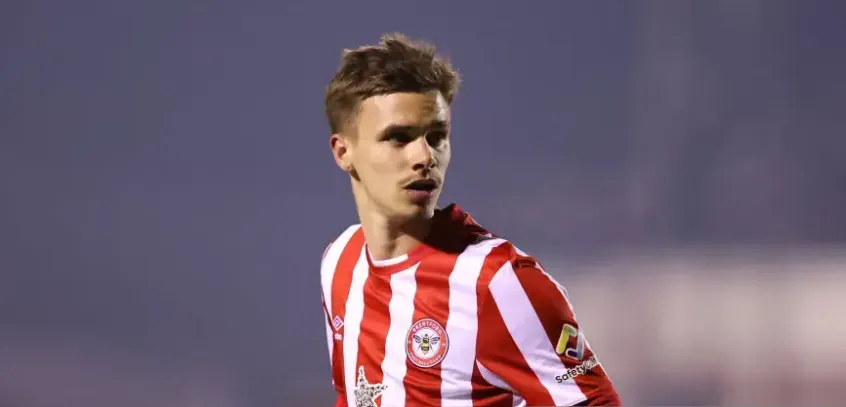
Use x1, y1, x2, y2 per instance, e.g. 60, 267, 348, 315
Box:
406, 318, 449, 368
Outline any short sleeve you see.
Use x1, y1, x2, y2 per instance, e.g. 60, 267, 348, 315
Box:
476, 254, 620, 406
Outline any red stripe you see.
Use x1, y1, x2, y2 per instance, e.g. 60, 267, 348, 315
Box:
472, 243, 522, 407
402, 251, 458, 405
470, 362, 514, 407
322, 296, 336, 388
355, 271, 393, 402
329, 228, 365, 395
475, 244, 556, 406
321, 300, 334, 350
513, 255, 619, 405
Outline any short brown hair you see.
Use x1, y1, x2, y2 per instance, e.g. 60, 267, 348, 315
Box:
324, 33, 461, 134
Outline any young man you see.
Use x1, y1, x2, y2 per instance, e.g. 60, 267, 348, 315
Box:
321, 33, 620, 407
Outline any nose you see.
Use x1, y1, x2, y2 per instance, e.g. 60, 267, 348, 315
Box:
410, 137, 436, 171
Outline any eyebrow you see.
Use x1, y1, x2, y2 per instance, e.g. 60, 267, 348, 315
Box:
377, 120, 448, 138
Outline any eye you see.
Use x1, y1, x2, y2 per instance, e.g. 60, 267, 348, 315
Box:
426, 130, 448, 146
385, 130, 413, 144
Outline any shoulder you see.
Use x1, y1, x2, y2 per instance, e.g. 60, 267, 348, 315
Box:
320, 224, 363, 278
322, 224, 363, 258
475, 238, 568, 305
475, 241, 578, 340
472, 237, 550, 280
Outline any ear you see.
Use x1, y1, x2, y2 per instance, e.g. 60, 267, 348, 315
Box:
330, 133, 353, 173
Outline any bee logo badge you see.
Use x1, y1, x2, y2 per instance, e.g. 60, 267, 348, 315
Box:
406, 318, 449, 368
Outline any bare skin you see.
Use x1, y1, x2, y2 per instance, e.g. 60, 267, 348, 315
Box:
330, 90, 451, 260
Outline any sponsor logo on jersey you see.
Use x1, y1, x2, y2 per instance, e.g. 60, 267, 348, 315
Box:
555, 323, 585, 360
555, 355, 599, 383
406, 318, 449, 368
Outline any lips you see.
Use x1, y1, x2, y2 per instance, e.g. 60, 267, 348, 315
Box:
404, 179, 438, 204
404, 179, 437, 192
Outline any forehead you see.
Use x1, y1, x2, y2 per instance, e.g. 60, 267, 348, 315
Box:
356, 91, 450, 133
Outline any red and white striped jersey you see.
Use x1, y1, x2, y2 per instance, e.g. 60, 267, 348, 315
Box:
320, 204, 620, 407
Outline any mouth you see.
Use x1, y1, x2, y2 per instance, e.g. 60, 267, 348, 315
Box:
404, 179, 438, 192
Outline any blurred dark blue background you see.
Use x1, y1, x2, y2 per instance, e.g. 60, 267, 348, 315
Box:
1, 1, 845, 405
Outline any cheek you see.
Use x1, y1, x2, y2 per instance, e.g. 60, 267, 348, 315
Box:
356, 151, 401, 184
437, 147, 451, 168
366, 148, 406, 170
361, 154, 395, 174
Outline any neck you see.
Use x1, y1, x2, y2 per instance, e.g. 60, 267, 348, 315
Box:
358, 208, 433, 261
352, 184, 434, 260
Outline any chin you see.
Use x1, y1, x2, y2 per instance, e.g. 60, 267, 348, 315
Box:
398, 201, 437, 219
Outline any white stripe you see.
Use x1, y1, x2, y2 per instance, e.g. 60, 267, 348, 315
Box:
513, 246, 571, 305
321, 224, 362, 316
320, 225, 360, 380
368, 246, 409, 266
476, 361, 525, 407
379, 265, 419, 406
323, 293, 334, 377
440, 237, 507, 405
342, 248, 370, 407
488, 262, 587, 406
511, 247, 603, 371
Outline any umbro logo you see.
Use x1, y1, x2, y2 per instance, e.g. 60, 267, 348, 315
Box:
332, 315, 344, 341
332, 315, 344, 331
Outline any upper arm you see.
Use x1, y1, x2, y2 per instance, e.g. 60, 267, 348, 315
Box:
476, 253, 620, 406
321, 240, 334, 357
322, 293, 344, 395
320, 240, 344, 395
